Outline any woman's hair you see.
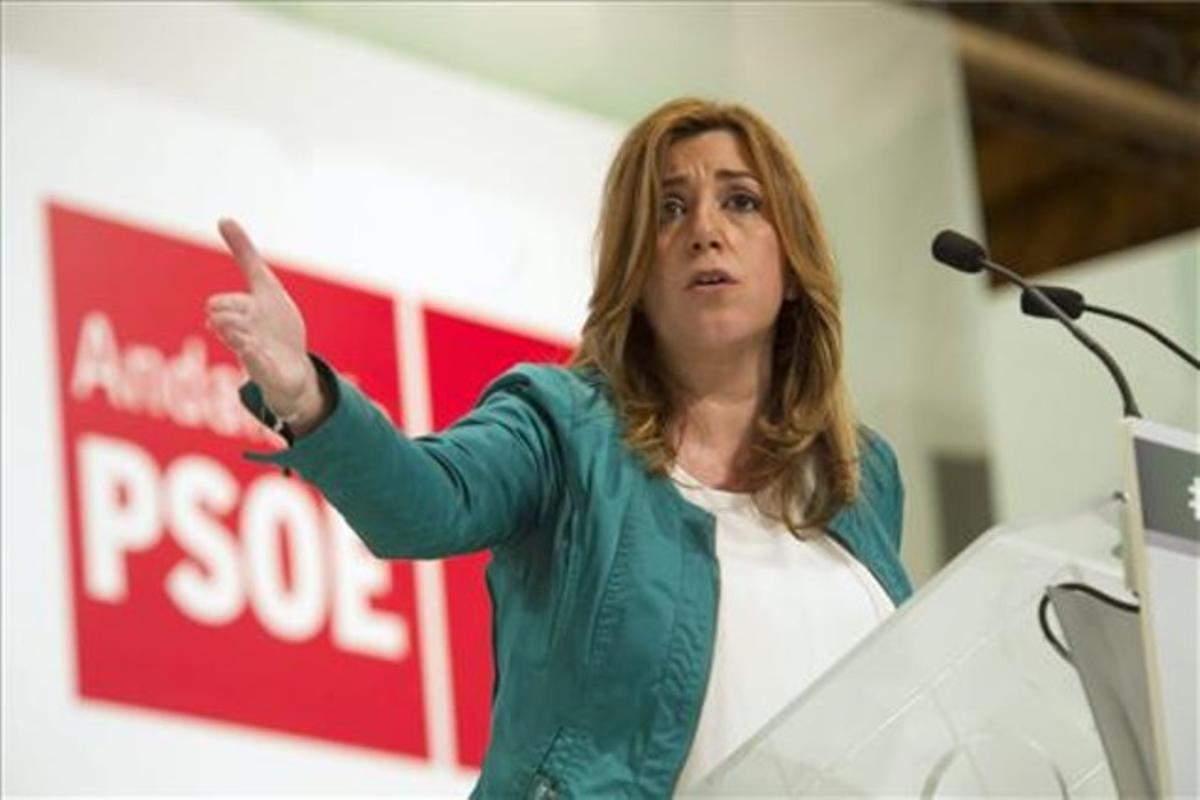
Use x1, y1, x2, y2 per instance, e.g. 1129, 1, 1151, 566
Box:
570, 97, 861, 534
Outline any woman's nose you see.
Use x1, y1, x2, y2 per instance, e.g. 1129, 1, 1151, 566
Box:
688, 203, 722, 252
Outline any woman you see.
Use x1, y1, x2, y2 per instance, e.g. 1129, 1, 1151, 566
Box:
207, 98, 911, 798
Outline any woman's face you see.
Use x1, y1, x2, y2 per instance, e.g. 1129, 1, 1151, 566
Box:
641, 129, 788, 368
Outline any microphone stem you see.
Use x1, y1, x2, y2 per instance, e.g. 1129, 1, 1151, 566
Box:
1084, 304, 1200, 371
985, 259, 1142, 418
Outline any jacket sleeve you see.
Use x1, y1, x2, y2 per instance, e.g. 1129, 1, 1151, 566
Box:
242, 356, 566, 559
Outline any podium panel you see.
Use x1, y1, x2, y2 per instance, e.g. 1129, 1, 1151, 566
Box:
692, 501, 1131, 798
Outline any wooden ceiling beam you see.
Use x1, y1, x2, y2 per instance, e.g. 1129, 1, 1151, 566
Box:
955, 20, 1200, 157
985, 159, 1200, 276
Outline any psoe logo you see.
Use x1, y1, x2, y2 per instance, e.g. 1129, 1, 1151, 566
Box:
47, 202, 571, 765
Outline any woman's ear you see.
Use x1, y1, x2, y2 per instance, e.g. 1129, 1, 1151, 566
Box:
784, 269, 800, 301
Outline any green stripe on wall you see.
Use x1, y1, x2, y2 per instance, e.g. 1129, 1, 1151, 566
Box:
248, 2, 743, 123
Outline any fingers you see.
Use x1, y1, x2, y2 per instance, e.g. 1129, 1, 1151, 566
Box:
209, 323, 249, 358
207, 297, 254, 349
208, 308, 250, 330
205, 294, 252, 333
218, 218, 279, 292
213, 326, 248, 351
208, 311, 249, 344
207, 320, 269, 385
206, 292, 252, 314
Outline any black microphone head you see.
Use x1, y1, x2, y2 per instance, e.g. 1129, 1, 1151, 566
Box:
1022, 285, 1085, 319
932, 229, 987, 273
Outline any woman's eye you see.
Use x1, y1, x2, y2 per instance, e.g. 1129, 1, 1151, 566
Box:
660, 197, 686, 220
726, 191, 762, 212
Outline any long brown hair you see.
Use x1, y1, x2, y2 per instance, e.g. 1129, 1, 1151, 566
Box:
571, 97, 860, 534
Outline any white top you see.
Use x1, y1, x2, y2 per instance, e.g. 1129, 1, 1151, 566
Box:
671, 465, 895, 793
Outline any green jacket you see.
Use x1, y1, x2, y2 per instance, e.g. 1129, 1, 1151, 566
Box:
244, 358, 912, 798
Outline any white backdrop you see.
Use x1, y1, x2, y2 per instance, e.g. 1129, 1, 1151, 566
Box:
985, 232, 1199, 523
2, 5, 612, 794
3, 1, 988, 793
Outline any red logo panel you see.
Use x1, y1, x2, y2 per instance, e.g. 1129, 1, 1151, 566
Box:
423, 307, 574, 767
47, 203, 426, 756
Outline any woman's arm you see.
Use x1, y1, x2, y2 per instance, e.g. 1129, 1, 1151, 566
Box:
243, 359, 565, 559
209, 218, 563, 560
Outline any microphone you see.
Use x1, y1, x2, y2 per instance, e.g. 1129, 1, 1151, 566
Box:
1020, 285, 1085, 319
931, 229, 987, 274
931, 229, 1142, 418
1021, 285, 1200, 371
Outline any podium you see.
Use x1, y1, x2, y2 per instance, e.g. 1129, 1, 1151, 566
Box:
691, 500, 1133, 797
691, 418, 1197, 797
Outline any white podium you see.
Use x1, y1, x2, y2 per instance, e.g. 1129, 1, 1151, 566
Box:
689, 418, 1197, 798
691, 499, 1134, 798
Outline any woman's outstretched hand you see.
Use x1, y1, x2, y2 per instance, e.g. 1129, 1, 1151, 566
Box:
207, 218, 327, 434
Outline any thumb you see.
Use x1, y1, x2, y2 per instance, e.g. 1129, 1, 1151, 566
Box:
218, 218, 279, 292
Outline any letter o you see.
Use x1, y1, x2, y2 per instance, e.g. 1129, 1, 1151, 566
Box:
240, 475, 327, 642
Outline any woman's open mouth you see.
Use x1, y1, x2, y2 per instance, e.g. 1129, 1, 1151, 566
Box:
688, 269, 737, 291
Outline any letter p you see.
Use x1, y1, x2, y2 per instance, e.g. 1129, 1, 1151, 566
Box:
77, 434, 162, 602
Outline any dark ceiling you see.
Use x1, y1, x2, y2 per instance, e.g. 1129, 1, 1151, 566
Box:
919, 2, 1200, 280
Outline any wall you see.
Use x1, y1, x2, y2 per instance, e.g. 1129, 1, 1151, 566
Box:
263, 0, 990, 583
3, 1, 984, 792
984, 232, 1198, 524
3, 4, 609, 793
